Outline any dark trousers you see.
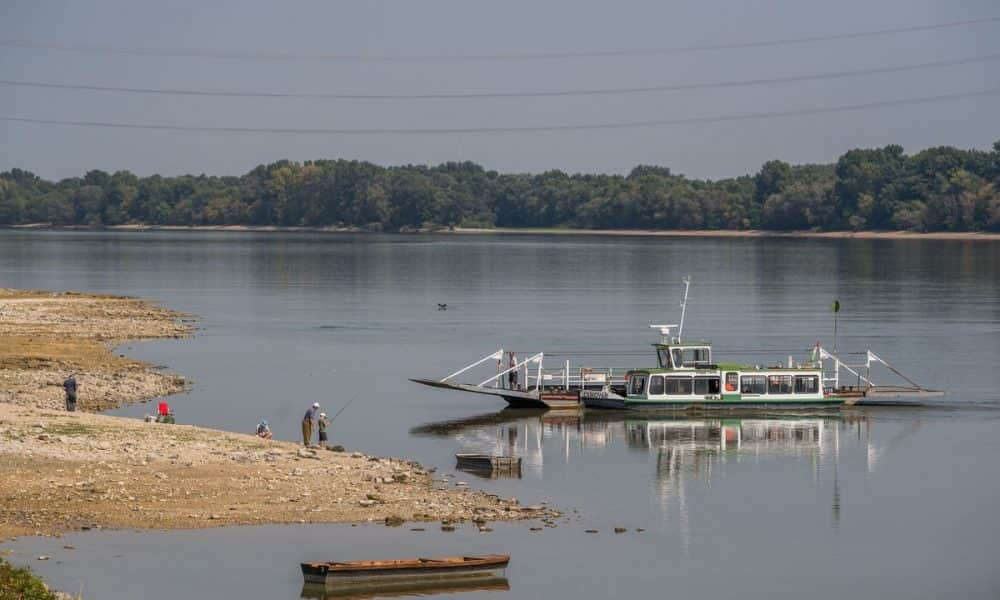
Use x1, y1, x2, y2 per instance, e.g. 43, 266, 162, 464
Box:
65, 393, 76, 412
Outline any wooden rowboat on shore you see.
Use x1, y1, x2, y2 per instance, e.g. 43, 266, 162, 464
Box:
300, 555, 510, 591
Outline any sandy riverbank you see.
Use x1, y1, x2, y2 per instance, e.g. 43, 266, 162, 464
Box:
0, 289, 192, 412
6, 223, 1000, 240
0, 403, 536, 541
451, 227, 1000, 241
0, 289, 549, 541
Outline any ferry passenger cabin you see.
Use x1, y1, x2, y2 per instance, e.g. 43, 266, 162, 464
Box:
624, 342, 837, 408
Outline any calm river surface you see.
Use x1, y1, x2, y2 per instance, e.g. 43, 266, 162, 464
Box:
2, 230, 999, 599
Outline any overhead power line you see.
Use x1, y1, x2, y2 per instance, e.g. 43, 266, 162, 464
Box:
2, 88, 997, 135
1, 16, 997, 62
2, 53, 997, 100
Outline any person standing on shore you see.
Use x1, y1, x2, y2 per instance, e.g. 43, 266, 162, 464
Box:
317, 412, 329, 449
63, 374, 77, 412
302, 402, 320, 446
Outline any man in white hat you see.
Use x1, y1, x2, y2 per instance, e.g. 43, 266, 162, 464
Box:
302, 402, 320, 447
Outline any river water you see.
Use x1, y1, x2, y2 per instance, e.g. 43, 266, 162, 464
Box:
2, 230, 999, 599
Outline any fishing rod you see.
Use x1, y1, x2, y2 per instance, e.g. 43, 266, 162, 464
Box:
328, 391, 361, 426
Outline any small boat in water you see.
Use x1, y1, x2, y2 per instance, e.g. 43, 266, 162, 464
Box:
455, 453, 521, 471
412, 278, 939, 410
300, 555, 510, 592
455, 453, 522, 478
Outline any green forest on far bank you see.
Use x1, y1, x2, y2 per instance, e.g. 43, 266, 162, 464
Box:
2, 142, 999, 232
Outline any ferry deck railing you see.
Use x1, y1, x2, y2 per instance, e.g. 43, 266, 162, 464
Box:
440, 350, 633, 393
439, 346, 928, 398
817, 346, 925, 393
818, 346, 875, 392
440, 349, 504, 384
534, 366, 630, 391
478, 352, 544, 389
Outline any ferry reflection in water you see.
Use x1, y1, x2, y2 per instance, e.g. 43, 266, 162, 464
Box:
413, 409, 894, 529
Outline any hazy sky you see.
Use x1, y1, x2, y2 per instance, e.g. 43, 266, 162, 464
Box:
1, 0, 998, 180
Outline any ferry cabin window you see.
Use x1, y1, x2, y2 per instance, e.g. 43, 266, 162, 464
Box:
664, 377, 693, 395
694, 377, 720, 395
741, 375, 766, 395
725, 372, 738, 392
672, 347, 711, 367
648, 375, 665, 395
768, 375, 793, 394
795, 375, 819, 394
685, 348, 710, 365
629, 375, 647, 396
658, 348, 671, 368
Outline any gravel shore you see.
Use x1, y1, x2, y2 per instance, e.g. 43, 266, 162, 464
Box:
0, 289, 548, 541
0, 403, 535, 541
0, 289, 192, 412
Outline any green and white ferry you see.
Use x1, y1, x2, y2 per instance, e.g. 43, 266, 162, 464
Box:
582, 334, 835, 410
413, 278, 936, 410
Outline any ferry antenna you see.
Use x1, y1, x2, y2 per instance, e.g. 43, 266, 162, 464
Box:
677, 276, 692, 342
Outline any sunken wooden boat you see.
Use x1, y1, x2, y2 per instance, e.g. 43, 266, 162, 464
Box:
455, 453, 521, 471
300, 555, 510, 590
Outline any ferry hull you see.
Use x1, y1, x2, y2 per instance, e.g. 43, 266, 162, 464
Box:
410, 378, 585, 408
583, 398, 845, 411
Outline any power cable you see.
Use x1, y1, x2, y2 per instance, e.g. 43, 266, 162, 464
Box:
2, 53, 997, 100
1, 87, 997, 135
0, 17, 996, 62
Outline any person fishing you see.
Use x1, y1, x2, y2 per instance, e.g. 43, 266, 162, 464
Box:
302, 402, 320, 447
319, 392, 360, 447
317, 412, 329, 449
63, 374, 78, 412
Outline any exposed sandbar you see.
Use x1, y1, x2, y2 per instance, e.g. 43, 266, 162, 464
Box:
0, 289, 192, 412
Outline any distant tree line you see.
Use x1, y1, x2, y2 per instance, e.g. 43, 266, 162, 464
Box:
2, 142, 999, 232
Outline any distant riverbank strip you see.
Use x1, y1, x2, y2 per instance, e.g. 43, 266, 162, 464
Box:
6, 223, 1000, 241
451, 227, 1000, 241
0, 289, 548, 541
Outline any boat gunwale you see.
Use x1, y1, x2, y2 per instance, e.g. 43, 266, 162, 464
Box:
302, 555, 510, 574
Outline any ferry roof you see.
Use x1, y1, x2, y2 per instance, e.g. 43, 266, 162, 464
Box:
652, 341, 712, 348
